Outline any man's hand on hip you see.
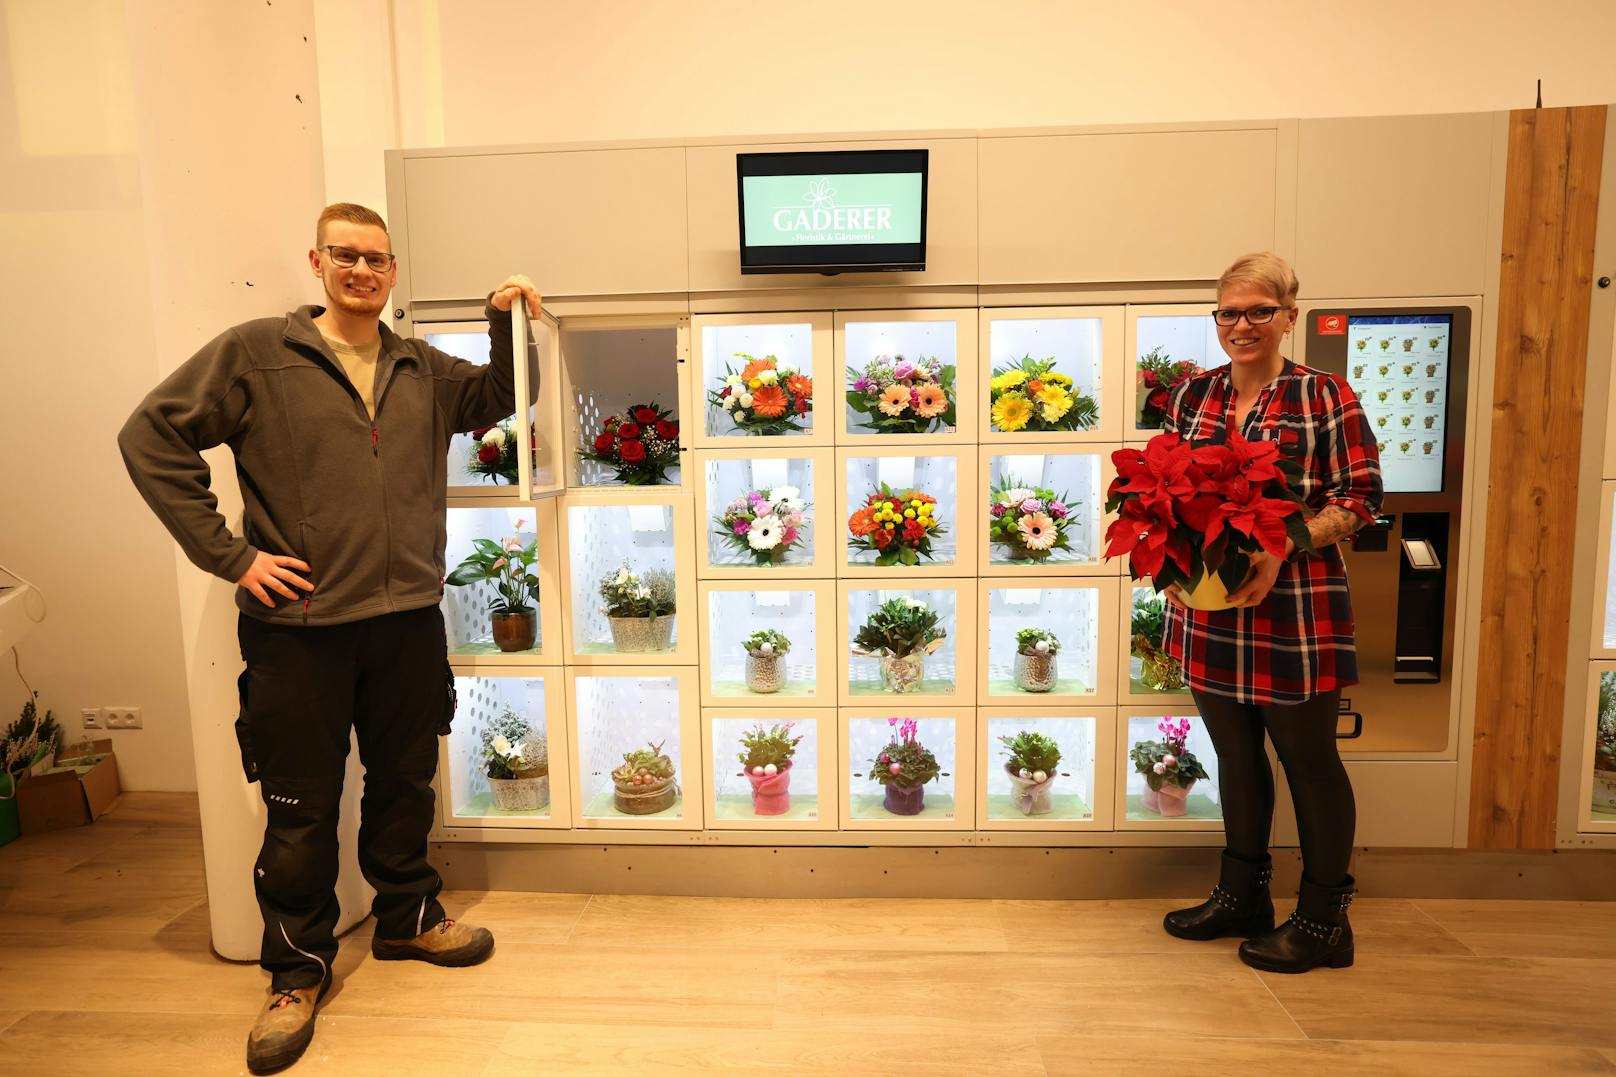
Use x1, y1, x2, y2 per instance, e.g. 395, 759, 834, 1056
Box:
490, 275, 541, 317
237, 552, 314, 608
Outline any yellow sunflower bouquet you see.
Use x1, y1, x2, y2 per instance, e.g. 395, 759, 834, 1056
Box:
989, 356, 1099, 433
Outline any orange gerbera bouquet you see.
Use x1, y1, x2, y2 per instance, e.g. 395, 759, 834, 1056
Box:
848, 484, 947, 567
846, 355, 956, 434
708, 353, 813, 435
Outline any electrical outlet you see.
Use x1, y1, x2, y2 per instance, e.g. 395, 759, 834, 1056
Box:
105, 707, 143, 730
80, 707, 102, 730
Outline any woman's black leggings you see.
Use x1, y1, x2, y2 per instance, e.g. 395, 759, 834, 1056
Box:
1189, 688, 1355, 885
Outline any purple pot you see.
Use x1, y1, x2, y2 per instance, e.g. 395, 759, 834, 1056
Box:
882, 781, 926, 816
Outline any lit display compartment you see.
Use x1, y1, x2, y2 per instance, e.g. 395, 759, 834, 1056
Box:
429, 313, 563, 499
1127, 305, 1225, 439
840, 581, 975, 705
558, 494, 697, 666
835, 309, 978, 446
1119, 583, 1193, 704
1598, 482, 1616, 658
1585, 665, 1616, 829
701, 581, 834, 707
440, 672, 568, 829
836, 447, 977, 578
978, 581, 1114, 706
1118, 711, 1223, 831
703, 709, 837, 829
841, 710, 975, 830
571, 671, 699, 829
561, 318, 687, 489
979, 445, 1113, 575
690, 313, 831, 447
979, 307, 1124, 443
979, 712, 1106, 828
695, 447, 831, 579
441, 499, 562, 668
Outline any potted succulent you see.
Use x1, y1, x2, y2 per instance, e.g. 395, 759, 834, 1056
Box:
599, 564, 676, 652
1594, 674, 1616, 812
988, 478, 1077, 562
445, 521, 542, 652
1012, 628, 1060, 693
1130, 591, 1184, 692
988, 356, 1099, 433
611, 739, 677, 814
1130, 717, 1209, 817
742, 629, 791, 694
998, 729, 1063, 815
869, 717, 942, 815
481, 707, 549, 812
852, 597, 946, 694
737, 720, 804, 815
713, 485, 809, 565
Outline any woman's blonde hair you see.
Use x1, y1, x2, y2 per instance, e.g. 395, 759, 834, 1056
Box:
1218, 251, 1299, 306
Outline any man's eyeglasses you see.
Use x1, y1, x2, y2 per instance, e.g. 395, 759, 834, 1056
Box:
321, 245, 396, 272
1212, 305, 1288, 327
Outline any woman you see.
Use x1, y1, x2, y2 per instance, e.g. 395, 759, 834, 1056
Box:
1158, 251, 1383, 974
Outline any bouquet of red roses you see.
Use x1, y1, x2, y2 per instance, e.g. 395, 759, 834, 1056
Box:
578, 402, 680, 485
1104, 430, 1313, 606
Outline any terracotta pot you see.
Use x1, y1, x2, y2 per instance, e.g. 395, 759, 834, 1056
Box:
745, 652, 785, 694
1141, 780, 1195, 817
607, 614, 675, 652
882, 781, 926, 816
491, 609, 537, 652
488, 774, 548, 812
744, 761, 793, 815
1013, 651, 1057, 693
879, 653, 926, 694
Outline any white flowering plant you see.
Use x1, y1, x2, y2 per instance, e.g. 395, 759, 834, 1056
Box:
481, 707, 548, 780
444, 522, 541, 615
713, 485, 810, 565
598, 564, 677, 619
1129, 717, 1209, 791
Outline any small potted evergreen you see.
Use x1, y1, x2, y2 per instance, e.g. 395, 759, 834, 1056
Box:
851, 597, 946, 694
737, 721, 804, 815
1013, 628, 1060, 692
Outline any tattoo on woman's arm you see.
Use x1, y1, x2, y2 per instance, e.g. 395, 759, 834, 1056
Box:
1307, 505, 1365, 549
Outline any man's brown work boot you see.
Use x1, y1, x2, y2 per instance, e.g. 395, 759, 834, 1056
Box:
246, 981, 326, 1074
370, 917, 494, 966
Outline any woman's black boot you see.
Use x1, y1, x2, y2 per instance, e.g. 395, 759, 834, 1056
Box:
1239, 874, 1356, 973
1163, 852, 1276, 941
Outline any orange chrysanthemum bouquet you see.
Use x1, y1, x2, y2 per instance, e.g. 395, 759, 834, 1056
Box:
708, 353, 814, 435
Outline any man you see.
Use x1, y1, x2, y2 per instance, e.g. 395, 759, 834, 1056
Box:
118, 203, 540, 1074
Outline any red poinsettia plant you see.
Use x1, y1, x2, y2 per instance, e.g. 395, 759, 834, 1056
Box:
578, 402, 681, 485
1104, 431, 1314, 597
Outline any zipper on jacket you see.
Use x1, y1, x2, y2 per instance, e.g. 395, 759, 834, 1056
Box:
372, 426, 379, 455
302, 597, 310, 624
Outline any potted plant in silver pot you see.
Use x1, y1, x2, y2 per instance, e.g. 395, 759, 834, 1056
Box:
1013, 628, 1060, 692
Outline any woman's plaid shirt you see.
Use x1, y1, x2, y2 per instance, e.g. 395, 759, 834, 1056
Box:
1160, 360, 1384, 705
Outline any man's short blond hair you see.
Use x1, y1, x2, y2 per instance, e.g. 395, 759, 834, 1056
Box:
1218, 251, 1299, 306
316, 202, 388, 246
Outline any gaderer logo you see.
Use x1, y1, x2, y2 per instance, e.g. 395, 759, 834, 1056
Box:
770, 176, 894, 239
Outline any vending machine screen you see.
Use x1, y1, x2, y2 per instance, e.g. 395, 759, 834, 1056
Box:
1345, 314, 1452, 493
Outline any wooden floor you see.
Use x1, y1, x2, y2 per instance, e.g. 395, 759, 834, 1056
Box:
1, 794, 1613, 1076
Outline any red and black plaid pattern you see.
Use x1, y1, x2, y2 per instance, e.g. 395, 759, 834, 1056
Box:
1160, 360, 1383, 704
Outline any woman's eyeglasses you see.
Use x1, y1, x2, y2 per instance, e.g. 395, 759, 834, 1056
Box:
321, 245, 396, 272
1212, 305, 1287, 326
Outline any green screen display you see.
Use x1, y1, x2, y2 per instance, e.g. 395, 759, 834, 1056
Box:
742, 172, 923, 247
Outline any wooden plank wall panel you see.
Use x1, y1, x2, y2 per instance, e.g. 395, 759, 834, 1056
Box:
1469, 105, 1606, 849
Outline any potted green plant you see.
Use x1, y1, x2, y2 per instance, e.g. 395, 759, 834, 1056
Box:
1130, 592, 1184, 692
998, 729, 1063, 815
480, 708, 549, 812
444, 522, 542, 652
599, 565, 677, 652
1594, 674, 1616, 812
1013, 628, 1060, 693
737, 721, 804, 815
852, 597, 946, 694
742, 629, 791, 694
611, 740, 677, 814
869, 717, 941, 815
1130, 717, 1209, 816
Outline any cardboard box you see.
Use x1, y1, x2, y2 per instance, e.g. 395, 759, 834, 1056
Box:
16, 739, 122, 834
